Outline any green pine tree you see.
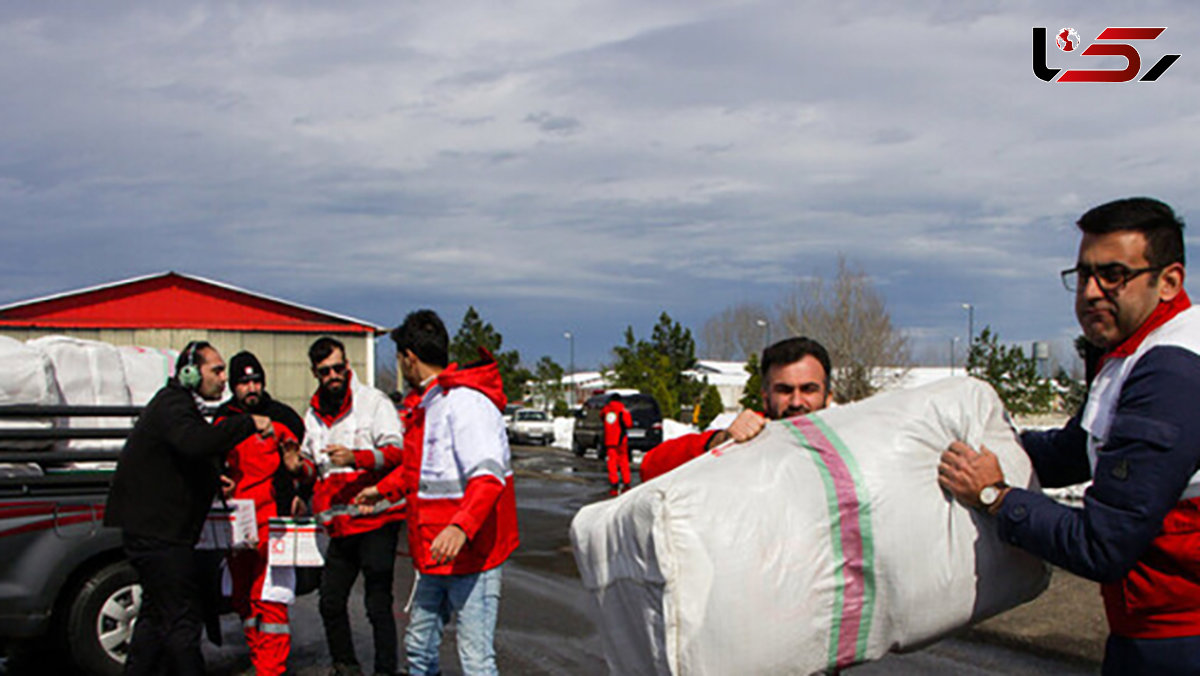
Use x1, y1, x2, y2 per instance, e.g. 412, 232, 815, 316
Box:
966, 327, 1054, 416
449, 306, 529, 403
739, 352, 763, 412
609, 313, 699, 420
697, 384, 725, 430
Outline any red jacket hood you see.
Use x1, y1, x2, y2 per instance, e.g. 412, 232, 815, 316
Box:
435, 347, 508, 412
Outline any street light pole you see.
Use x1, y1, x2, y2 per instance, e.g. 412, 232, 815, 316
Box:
950, 336, 959, 376
961, 303, 974, 348
563, 331, 575, 407
755, 319, 771, 353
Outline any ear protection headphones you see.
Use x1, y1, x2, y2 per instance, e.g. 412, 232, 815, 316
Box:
178, 341, 202, 390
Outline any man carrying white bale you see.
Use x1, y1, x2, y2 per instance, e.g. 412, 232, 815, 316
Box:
571, 376, 1049, 675
940, 197, 1200, 674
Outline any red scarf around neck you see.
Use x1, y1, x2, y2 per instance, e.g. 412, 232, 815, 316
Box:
1096, 289, 1192, 372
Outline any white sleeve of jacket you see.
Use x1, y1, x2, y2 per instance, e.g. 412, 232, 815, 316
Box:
446, 388, 510, 484
364, 387, 403, 450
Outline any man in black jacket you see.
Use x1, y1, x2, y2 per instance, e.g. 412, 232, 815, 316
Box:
105, 341, 273, 676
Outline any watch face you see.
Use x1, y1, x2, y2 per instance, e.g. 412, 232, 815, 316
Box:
980, 485, 1000, 506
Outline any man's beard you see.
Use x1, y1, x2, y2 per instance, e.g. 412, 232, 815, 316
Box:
321, 378, 346, 398
238, 392, 263, 410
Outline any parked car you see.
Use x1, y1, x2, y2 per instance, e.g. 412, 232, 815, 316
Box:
507, 408, 555, 446
571, 393, 663, 458
503, 403, 522, 426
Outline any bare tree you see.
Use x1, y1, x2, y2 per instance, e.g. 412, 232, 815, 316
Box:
777, 256, 910, 402
700, 301, 774, 360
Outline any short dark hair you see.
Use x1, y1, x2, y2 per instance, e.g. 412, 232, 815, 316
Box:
308, 336, 346, 366
761, 337, 832, 389
176, 340, 213, 372
390, 309, 449, 368
1077, 197, 1186, 268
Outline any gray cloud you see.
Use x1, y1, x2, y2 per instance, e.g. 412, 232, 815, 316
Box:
1, 0, 1198, 368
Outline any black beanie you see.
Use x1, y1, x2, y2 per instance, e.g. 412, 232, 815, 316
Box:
229, 351, 265, 386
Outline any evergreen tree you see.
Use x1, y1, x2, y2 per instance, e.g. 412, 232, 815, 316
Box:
739, 352, 763, 412
531, 355, 566, 411
609, 313, 701, 420
449, 306, 529, 403
697, 384, 725, 430
967, 327, 1054, 416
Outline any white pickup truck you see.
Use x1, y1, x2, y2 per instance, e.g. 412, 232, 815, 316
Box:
506, 408, 555, 446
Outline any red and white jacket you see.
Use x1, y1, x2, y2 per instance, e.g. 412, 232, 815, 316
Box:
377, 351, 519, 574
303, 371, 406, 538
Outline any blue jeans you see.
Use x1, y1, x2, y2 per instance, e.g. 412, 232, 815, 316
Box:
405, 565, 503, 675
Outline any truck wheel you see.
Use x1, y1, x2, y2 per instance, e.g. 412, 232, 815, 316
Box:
65, 561, 141, 676
572, 438, 586, 457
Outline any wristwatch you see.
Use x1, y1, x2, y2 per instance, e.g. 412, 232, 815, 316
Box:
979, 481, 1008, 511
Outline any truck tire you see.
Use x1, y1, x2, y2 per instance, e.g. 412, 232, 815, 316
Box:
572, 438, 586, 457
65, 560, 141, 676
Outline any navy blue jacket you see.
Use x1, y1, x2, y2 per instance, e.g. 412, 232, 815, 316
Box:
996, 346, 1200, 583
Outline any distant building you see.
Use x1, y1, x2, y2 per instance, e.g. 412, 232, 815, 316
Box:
684, 360, 751, 412
0, 271, 385, 412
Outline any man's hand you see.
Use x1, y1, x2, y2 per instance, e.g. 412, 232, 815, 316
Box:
219, 474, 236, 499
726, 410, 766, 443
938, 441, 1006, 510
324, 444, 355, 467
251, 415, 275, 439
290, 496, 309, 517
430, 524, 468, 565
354, 485, 383, 515
281, 438, 302, 473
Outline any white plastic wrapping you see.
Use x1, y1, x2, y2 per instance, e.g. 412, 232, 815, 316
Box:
0, 335, 64, 451
118, 345, 177, 405
28, 336, 134, 451
570, 377, 1049, 675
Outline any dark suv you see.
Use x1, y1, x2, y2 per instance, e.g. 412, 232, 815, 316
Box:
571, 393, 663, 458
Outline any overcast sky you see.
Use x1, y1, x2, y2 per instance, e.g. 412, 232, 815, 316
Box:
1, 1, 1197, 371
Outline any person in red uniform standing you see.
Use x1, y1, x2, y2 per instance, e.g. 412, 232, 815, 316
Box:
640, 337, 834, 482
602, 394, 634, 495
215, 351, 313, 676
357, 310, 519, 676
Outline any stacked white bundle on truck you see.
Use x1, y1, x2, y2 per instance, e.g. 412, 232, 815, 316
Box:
570, 377, 1049, 675
0, 335, 63, 453
117, 345, 177, 405
28, 336, 134, 451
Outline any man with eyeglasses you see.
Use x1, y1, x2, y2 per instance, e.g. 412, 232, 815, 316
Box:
302, 337, 406, 676
938, 197, 1200, 674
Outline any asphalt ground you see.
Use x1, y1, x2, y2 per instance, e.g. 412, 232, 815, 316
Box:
3, 442, 1105, 674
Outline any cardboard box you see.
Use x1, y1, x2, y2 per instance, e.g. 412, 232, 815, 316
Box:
196, 499, 257, 550
268, 517, 325, 567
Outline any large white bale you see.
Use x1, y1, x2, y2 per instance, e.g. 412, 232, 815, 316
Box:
118, 345, 177, 405
28, 335, 133, 451
571, 377, 1049, 675
0, 335, 63, 450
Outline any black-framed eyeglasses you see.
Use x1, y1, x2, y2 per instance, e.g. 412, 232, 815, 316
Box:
316, 362, 348, 377
1060, 263, 1163, 293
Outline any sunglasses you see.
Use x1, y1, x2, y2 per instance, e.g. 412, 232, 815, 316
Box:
316, 362, 348, 378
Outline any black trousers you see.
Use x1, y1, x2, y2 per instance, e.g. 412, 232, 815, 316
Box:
1102, 633, 1200, 675
122, 533, 205, 676
319, 522, 401, 674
